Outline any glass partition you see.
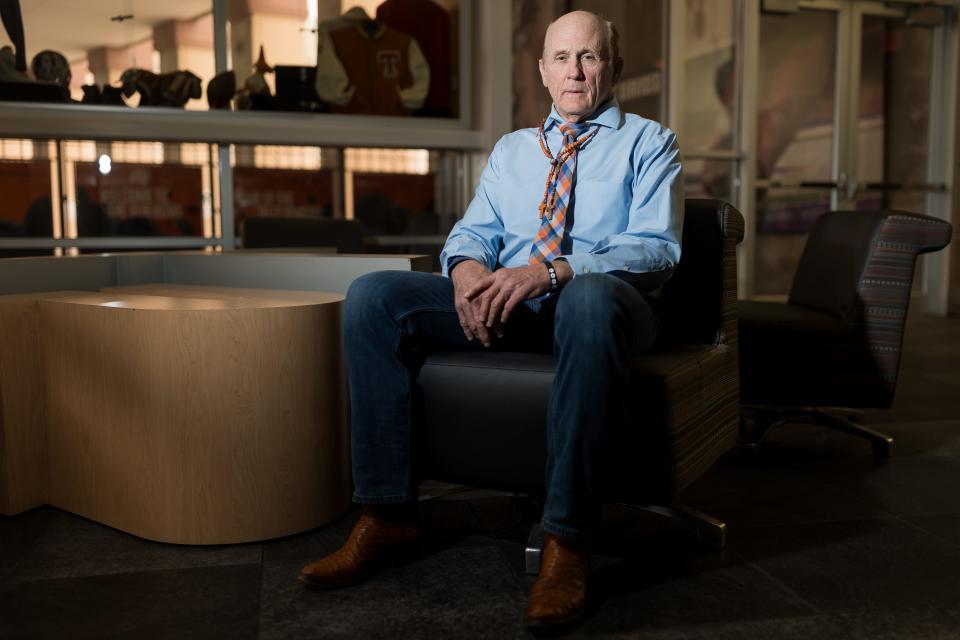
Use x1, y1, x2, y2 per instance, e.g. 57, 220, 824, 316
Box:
65, 141, 212, 239
682, 0, 741, 203
231, 144, 460, 267
233, 144, 336, 237
756, 9, 837, 234
684, 159, 737, 204
227, 0, 461, 118
856, 14, 933, 215
608, 0, 665, 123
0, 139, 57, 256
683, 0, 739, 154
0, 1, 214, 109
1, 1, 464, 120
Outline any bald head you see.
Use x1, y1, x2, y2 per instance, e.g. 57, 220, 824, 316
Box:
538, 10, 624, 123
543, 11, 620, 61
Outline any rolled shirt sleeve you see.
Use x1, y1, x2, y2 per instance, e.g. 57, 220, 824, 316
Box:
440, 138, 506, 276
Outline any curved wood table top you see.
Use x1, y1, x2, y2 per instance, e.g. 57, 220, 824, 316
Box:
1, 286, 351, 545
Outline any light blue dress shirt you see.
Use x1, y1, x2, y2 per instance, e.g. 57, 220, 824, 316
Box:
440, 99, 683, 288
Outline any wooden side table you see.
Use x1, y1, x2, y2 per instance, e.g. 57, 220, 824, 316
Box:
1, 287, 351, 544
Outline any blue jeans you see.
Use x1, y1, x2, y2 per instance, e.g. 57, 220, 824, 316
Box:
343, 270, 659, 541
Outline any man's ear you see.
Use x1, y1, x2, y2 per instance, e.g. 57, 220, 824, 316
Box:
611, 57, 624, 85
538, 58, 548, 87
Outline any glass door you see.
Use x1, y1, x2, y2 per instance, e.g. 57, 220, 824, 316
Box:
681, 0, 743, 207
847, 3, 947, 212
847, 2, 954, 307
750, 0, 952, 298
753, 3, 843, 294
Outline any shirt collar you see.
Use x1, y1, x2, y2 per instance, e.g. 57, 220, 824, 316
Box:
544, 98, 622, 132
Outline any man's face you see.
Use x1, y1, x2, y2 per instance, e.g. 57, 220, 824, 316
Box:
538, 12, 621, 123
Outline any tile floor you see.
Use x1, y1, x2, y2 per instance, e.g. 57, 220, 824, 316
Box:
2, 311, 959, 639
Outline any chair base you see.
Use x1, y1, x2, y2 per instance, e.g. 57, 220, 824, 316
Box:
419, 484, 728, 575
523, 504, 727, 575
741, 406, 893, 458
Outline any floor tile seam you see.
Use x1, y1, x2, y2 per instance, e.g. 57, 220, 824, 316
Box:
681, 613, 848, 638
731, 546, 825, 616
0, 563, 20, 592
491, 541, 531, 591
11, 560, 265, 584
890, 513, 960, 555
811, 601, 960, 620
256, 545, 265, 639
814, 473, 924, 517
647, 613, 848, 637
726, 513, 904, 534
884, 451, 960, 461
887, 506, 960, 519
464, 500, 493, 539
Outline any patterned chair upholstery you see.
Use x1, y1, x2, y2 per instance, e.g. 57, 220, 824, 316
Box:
415, 199, 745, 559
739, 210, 952, 457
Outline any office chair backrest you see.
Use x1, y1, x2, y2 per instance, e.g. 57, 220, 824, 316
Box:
789, 211, 888, 322
790, 210, 952, 321
788, 209, 952, 400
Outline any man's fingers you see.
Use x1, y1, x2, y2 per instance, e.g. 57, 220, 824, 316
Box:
491, 318, 504, 338
463, 275, 494, 300
474, 320, 493, 348
500, 288, 528, 324
471, 298, 493, 347
486, 289, 507, 327
455, 303, 476, 341
475, 293, 491, 328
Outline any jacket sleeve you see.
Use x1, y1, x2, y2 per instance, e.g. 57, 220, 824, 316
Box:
314, 29, 353, 106
398, 39, 430, 110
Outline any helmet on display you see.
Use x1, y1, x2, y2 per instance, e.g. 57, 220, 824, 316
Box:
31, 50, 72, 87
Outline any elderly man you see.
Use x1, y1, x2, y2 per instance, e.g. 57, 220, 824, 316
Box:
300, 10, 682, 629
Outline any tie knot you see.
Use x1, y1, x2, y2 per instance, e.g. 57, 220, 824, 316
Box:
559, 122, 590, 141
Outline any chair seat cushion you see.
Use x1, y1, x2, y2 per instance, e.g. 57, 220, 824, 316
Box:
738, 300, 893, 408
416, 343, 738, 504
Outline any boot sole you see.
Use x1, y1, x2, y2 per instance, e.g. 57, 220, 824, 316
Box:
298, 542, 422, 590
525, 609, 587, 635
298, 572, 371, 590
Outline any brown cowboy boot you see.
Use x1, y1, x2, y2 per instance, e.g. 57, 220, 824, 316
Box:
299, 504, 422, 589
525, 533, 590, 629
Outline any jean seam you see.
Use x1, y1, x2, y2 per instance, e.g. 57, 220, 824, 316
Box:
394, 305, 459, 324
541, 518, 589, 542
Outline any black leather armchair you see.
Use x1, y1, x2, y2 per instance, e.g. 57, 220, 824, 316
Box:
414, 199, 745, 566
739, 210, 952, 457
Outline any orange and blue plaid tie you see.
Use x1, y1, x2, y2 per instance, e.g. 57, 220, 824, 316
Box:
529, 122, 591, 264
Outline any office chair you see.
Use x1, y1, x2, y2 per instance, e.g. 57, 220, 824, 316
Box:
415, 199, 745, 571
738, 209, 952, 458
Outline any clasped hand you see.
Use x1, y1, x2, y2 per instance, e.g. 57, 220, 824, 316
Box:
450, 261, 553, 347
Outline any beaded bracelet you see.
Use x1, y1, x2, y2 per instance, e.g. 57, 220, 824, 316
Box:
543, 259, 559, 291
